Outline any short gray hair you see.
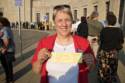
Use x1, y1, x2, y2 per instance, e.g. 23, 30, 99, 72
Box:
53, 4, 73, 22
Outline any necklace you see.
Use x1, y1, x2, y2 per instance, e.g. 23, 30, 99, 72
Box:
63, 45, 67, 51
64, 47, 66, 51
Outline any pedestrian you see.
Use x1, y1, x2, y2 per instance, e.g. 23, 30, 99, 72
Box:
0, 17, 15, 83
11, 22, 16, 29
71, 19, 81, 35
76, 16, 88, 38
30, 22, 35, 29
0, 12, 3, 17
87, 11, 103, 58
31, 4, 95, 83
16, 22, 19, 28
97, 11, 124, 83
25, 21, 29, 29
46, 22, 49, 30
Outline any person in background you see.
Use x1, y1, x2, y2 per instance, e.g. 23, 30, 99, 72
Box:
71, 19, 80, 34
97, 11, 124, 83
87, 11, 103, 58
0, 17, 15, 83
99, 12, 121, 28
0, 12, 3, 17
76, 16, 88, 38
31, 4, 95, 83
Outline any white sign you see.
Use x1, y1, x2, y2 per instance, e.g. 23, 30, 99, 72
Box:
15, 0, 22, 6
49, 52, 82, 64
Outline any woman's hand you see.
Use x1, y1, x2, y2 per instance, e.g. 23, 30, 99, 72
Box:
38, 48, 51, 64
83, 53, 95, 71
32, 48, 51, 74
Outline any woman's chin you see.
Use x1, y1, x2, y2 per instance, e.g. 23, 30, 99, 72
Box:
61, 32, 71, 36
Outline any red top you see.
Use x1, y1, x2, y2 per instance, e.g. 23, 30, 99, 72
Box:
31, 34, 95, 83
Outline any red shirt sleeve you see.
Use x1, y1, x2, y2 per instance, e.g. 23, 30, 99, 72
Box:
76, 36, 96, 64
84, 45, 96, 64
31, 39, 44, 64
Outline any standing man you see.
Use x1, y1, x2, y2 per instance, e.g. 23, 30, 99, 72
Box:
76, 16, 88, 38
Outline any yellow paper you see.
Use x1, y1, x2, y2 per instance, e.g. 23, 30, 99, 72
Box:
49, 52, 82, 64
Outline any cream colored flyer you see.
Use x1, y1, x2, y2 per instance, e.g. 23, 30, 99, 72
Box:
49, 52, 82, 64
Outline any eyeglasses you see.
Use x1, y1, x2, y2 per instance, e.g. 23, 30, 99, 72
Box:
54, 4, 71, 10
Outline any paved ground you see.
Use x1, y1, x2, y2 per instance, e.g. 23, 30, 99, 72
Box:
0, 29, 125, 83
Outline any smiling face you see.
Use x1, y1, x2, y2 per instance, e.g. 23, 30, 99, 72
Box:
54, 11, 72, 37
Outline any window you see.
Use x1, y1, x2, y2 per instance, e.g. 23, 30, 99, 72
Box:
0, 8, 4, 16
106, 1, 110, 13
119, 0, 125, 25
36, 13, 40, 23
74, 10, 77, 22
46, 12, 49, 22
83, 8, 87, 17
94, 5, 98, 12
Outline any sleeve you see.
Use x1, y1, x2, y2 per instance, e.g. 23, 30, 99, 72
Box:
76, 24, 80, 35
119, 29, 124, 44
83, 24, 88, 38
76, 36, 96, 63
84, 44, 96, 64
78, 37, 96, 64
31, 39, 44, 64
1, 28, 10, 39
98, 29, 104, 46
81, 41, 96, 72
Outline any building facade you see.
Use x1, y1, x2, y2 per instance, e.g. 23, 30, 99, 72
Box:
69, 0, 118, 20
32, 0, 69, 23
0, 0, 124, 28
0, 0, 31, 23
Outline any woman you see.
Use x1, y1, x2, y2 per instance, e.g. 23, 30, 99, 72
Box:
31, 4, 95, 83
0, 17, 15, 83
97, 12, 124, 83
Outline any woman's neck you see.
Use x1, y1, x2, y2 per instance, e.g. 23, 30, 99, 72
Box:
56, 34, 73, 45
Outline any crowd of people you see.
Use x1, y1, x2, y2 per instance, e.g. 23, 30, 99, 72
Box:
73, 6, 124, 83
10, 21, 53, 30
